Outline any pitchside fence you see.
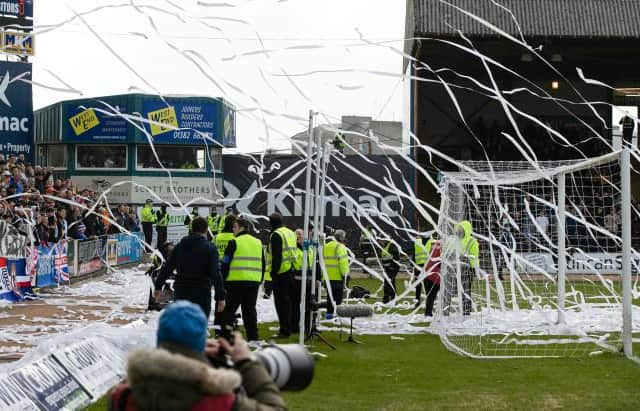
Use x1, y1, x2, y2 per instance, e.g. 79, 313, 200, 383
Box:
435, 149, 639, 361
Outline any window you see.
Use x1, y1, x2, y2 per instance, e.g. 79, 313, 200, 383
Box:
77, 145, 127, 169
47, 145, 67, 168
137, 145, 206, 170
210, 148, 222, 172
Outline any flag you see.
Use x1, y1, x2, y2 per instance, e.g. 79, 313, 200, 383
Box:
0, 258, 21, 302
54, 243, 69, 283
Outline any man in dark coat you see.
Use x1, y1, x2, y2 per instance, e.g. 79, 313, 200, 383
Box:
155, 217, 226, 319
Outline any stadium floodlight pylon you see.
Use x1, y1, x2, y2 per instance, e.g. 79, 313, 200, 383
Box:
434, 149, 638, 360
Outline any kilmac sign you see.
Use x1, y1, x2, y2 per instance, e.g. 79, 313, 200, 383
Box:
222, 154, 415, 247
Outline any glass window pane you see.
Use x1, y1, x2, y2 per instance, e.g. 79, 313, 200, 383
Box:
210, 148, 222, 172
77, 145, 127, 169
137, 145, 205, 170
47, 145, 67, 168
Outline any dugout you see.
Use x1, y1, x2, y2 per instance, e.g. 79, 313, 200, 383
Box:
405, 0, 640, 226
33, 93, 236, 206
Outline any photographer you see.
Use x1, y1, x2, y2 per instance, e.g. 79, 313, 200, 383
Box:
109, 301, 287, 411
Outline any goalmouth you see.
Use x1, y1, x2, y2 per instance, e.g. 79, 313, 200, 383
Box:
434, 149, 638, 360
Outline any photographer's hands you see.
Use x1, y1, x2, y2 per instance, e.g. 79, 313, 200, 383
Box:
206, 332, 251, 363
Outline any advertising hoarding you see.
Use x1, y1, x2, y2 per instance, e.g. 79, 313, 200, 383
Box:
142, 98, 218, 144
63, 104, 129, 142
0, 61, 33, 162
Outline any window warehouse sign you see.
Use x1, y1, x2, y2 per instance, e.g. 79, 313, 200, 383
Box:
0, 61, 33, 162
63, 105, 129, 142
143, 98, 218, 144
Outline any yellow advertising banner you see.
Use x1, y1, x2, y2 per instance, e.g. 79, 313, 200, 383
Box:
147, 106, 178, 136
69, 109, 100, 136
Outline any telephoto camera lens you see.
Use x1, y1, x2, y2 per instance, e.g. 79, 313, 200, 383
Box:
253, 344, 314, 391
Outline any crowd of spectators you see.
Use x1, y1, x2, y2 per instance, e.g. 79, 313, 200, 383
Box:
0, 154, 141, 247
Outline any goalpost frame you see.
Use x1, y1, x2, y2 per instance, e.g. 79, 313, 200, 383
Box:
437, 149, 635, 360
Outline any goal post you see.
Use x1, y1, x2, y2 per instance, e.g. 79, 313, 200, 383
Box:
435, 149, 638, 360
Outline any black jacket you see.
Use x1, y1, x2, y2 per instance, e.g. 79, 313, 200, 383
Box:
269, 225, 283, 279
155, 234, 225, 301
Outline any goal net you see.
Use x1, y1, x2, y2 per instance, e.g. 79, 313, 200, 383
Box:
435, 150, 639, 358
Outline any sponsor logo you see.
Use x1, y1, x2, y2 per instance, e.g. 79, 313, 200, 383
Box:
69, 108, 100, 136
2, 31, 34, 55
147, 106, 178, 136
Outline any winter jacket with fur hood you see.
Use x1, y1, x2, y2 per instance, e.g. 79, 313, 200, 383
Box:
108, 345, 287, 411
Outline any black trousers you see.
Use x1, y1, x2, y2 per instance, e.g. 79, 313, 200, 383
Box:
326, 279, 344, 315
273, 271, 293, 336
156, 226, 167, 248
462, 268, 473, 316
222, 282, 260, 341
291, 273, 312, 334
142, 222, 154, 251
382, 267, 398, 304
414, 268, 424, 301
174, 288, 212, 320
423, 277, 440, 316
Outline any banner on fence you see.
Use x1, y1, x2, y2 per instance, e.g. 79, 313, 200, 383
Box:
0, 257, 20, 302
0, 220, 28, 259
7, 258, 32, 295
35, 246, 57, 288
0, 373, 39, 410
54, 243, 69, 283
9, 355, 91, 410
117, 233, 143, 265
52, 339, 123, 399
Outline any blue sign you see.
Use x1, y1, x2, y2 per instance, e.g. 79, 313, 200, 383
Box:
63, 103, 129, 142
116, 232, 144, 265
142, 98, 220, 145
0, 1, 33, 19
35, 245, 56, 288
0, 61, 33, 163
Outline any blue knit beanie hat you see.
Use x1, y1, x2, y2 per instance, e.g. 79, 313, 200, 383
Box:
157, 301, 208, 353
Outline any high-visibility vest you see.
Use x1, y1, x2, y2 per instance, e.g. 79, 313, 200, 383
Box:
218, 214, 227, 232
264, 245, 272, 282
414, 239, 428, 265
271, 227, 297, 274
228, 234, 263, 282
293, 246, 314, 271
208, 215, 219, 234
215, 232, 235, 256
141, 205, 156, 223
381, 242, 393, 262
156, 211, 169, 227
323, 240, 349, 281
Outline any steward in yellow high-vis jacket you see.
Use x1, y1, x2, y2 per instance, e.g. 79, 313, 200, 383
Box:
141, 199, 156, 252
219, 216, 264, 341
454, 220, 479, 316
155, 205, 169, 248
268, 213, 297, 338
322, 229, 350, 318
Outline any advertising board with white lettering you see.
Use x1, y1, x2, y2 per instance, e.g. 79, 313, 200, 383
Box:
9, 355, 91, 410
0, 373, 38, 410
63, 103, 129, 142
0, 0, 33, 19
71, 175, 222, 205
0, 61, 33, 163
223, 154, 414, 249
142, 98, 218, 144
52, 339, 123, 399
